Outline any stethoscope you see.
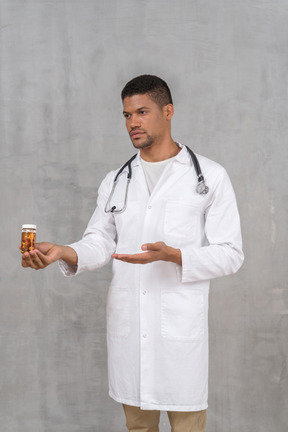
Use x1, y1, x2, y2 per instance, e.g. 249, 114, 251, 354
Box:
105, 145, 209, 214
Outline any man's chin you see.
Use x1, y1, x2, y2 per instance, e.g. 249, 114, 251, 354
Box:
133, 143, 152, 150
131, 138, 153, 150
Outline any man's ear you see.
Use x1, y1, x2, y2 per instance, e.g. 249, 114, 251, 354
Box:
163, 104, 174, 120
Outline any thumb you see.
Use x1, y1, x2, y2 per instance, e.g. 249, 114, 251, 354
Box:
141, 242, 160, 251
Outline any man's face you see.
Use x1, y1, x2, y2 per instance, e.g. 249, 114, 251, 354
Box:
122, 94, 170, 150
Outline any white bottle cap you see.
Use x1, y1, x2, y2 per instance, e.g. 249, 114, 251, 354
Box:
22, 224, 37, 230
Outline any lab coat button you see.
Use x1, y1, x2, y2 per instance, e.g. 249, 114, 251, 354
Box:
142, 290, 146, 295
148, 205, 152, 209
143, 334, 147, 338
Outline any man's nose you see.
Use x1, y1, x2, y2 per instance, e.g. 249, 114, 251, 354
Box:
130, 114, 141, 129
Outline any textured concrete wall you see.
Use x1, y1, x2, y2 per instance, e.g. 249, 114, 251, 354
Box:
0, 1, 287, 431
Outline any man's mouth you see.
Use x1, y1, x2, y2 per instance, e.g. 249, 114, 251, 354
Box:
130, 130, 145, 138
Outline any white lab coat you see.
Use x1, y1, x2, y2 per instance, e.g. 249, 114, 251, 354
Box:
59, 145, 244, 411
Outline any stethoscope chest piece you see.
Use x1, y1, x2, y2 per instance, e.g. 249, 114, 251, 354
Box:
196, 180, 209, 195
185, 146, 209, 195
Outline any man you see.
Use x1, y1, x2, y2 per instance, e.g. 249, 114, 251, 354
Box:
22, 75, 244, 432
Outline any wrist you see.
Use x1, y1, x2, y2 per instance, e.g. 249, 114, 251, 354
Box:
60, 245, 78, 266
167, 246, 182, 265
58, 245, 66, 261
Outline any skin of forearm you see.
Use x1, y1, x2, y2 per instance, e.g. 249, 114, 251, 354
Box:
59, 245, 78, 267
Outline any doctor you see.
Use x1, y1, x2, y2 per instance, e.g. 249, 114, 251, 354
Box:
21, 75, 244, 432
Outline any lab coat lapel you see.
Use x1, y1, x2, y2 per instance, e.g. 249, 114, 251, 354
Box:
130, 153, 150, 202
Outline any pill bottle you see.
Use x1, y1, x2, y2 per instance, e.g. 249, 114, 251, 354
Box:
21, 224, 37, 254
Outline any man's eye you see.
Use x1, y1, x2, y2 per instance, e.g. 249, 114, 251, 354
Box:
140, 111, 147, 115
124, 114, 131, 119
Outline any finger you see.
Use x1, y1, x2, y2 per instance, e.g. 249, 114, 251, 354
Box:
22, 251, 32, 266
142, 242, 163, 251
32, 249, 53, 264
114, 257, 150, 264
30, 250, 48, 268
21, 257, 29, 267
22, 253, 39, 269
112, 252, 153, 264
23, 251, 45, 269
112, 252, 148, 260
112, 254, 138, 261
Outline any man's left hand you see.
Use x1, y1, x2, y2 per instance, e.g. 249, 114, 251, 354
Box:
111, 241, 182, 265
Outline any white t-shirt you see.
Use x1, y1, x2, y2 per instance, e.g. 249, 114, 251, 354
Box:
141, 156, 175, 194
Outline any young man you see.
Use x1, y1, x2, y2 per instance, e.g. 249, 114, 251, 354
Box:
22, 75, 244, 432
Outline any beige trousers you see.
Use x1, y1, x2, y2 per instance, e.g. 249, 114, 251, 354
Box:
123, 404, 207, 432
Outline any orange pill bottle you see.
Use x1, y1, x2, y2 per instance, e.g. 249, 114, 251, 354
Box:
21, 224, 37, 254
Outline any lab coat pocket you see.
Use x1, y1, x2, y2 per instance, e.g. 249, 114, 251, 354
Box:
164, 201, 200, 244
107, 288, 130, 338
161, 290, 204, 341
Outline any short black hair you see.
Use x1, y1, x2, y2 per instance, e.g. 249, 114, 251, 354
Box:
121, 74, 173, 108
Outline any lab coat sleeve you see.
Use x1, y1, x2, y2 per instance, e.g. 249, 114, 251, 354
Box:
178, 168, 244, 283
59, 172, 117, 277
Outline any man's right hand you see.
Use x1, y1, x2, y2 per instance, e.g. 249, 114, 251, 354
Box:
21, 243, 77, 270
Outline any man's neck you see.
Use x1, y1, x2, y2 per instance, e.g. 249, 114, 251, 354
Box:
140, 139, 181, 162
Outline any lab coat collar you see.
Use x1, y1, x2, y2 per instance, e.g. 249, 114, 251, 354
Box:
126, 143, 194, 201
129, 143, 192, 169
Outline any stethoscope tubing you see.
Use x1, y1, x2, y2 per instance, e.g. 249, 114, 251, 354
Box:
104, 146, 209, 213
114, 154, 137, 182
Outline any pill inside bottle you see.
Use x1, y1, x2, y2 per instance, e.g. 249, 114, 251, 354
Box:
21, 224, 37, 254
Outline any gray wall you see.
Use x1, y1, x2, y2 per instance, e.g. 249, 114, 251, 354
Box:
0, 0, 287, 431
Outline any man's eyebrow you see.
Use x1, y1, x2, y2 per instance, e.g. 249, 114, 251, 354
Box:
137, 106, 150, 111
123, 106, 150, 114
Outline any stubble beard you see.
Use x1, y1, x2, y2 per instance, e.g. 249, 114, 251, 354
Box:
130, 133, 154, 150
